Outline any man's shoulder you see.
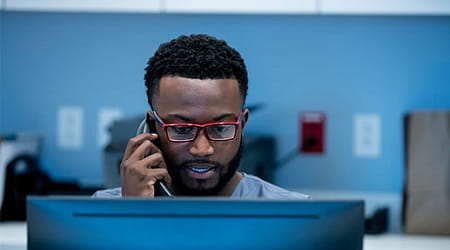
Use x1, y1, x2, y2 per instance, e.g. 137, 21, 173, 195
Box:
91, 175, 309, 199
234, 174, 310, 199
92, 187, 122, 198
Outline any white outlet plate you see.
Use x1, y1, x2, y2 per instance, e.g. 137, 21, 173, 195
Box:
57, 106, 83, 149
98, 107, 123, 147
353, 113, 381, 158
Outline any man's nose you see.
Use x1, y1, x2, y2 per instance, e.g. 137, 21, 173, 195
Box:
189, 130, 214, 156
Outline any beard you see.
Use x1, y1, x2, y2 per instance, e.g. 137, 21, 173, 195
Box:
163, 140, 243, 196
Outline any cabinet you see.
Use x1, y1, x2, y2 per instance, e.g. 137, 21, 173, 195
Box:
2, 0, 161, 13
2, 0, 450, 16
320, 0, 450, 15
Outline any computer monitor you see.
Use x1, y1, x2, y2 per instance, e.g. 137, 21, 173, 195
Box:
27, 197, 364, 249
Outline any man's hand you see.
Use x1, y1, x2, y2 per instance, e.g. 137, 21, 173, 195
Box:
120, 133, 171, 197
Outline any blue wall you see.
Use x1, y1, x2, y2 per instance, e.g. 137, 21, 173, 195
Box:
1, 12, 450, 192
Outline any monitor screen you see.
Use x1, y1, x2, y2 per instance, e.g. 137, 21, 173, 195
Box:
27, 197, 364, 249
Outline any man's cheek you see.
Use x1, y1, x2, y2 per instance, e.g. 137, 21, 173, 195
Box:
166, 146, 191, 167
221, 143, 239, 160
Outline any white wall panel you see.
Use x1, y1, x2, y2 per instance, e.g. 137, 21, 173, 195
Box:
164, 0, 317, 14
3, 0, 450, 16
320, 0, 450, 15
5, 0, 161, 13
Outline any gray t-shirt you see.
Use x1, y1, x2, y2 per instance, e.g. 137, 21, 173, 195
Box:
92, 174, 309, 199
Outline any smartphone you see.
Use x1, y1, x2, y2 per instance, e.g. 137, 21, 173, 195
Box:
142, 115, 174, 197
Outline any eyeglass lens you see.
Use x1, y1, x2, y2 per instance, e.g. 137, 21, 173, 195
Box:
166, 125, 236, 141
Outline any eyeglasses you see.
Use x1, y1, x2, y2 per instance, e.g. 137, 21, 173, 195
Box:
151, 110, 243, 143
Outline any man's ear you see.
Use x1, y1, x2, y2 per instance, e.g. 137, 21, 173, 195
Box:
241, 108, 250, 130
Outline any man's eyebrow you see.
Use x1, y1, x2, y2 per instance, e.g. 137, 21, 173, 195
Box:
213, 113, 236, 121
166, 114, 194, 122
166, 113, 237, 123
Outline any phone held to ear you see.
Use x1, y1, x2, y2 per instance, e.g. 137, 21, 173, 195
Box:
141, 117, 174, 197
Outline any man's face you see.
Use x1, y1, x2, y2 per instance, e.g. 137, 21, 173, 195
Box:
150, 76, 249, 195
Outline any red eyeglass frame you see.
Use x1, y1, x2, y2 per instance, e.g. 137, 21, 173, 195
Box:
152, 110, 243, 142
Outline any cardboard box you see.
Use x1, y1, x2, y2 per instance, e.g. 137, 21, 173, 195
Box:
404, 111, 450, 235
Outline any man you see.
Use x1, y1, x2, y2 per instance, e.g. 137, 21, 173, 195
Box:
93, 34, 308, 199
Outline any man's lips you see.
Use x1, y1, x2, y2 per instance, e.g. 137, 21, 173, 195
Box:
184, 162, 215, 169
183, 162, 216, 178
186, 164, 215, 173
190, 167, 212, 173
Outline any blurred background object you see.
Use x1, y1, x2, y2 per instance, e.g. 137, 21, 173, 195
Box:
403, 111, 450, 235
0, 133, 101, 221
0, 133, 41, 220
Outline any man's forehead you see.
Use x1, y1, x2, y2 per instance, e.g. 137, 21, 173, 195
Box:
153, 76, 243, 112
158, 76, 239, 89
164, 112, 238, 123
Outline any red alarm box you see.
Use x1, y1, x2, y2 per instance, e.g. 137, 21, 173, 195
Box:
300, 112, 326, 154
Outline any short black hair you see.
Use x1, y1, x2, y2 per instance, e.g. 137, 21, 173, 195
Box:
144, 34, 248, 108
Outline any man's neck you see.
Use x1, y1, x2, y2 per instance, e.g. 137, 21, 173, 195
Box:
216, 171, 244, 196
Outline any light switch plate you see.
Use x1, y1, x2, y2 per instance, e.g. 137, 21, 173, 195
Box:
354, 113, 381, 158
57, 106, 83, 149
98, 107, 123, 147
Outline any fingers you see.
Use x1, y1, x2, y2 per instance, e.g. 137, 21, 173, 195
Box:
122, 153, 169, 183
123, 167, 168, 184
120, 133, 172, 197
121, 162, 171, 197
120, 131, 176, 197
121, 152, 167, 180
144, 168, 172, 185
124, 134, 161, 160
123, 133, 159, 160
128, 140, 153, 162
141, 152, 166, 169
